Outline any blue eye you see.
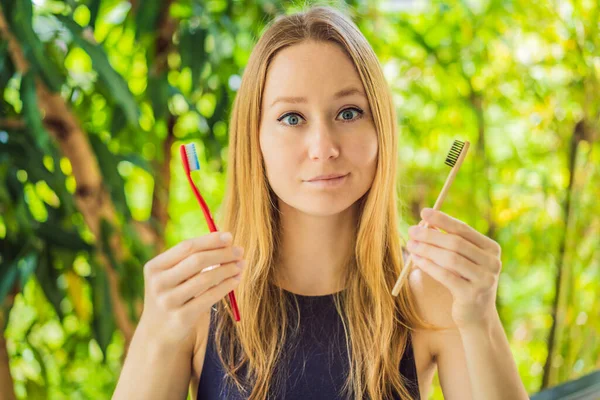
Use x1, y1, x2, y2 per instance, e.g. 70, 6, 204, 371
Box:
337, 107, 364, 122
278, 113, 305, 127
277, 107, 365, 127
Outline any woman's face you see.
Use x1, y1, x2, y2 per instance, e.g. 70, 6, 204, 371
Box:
259, 40, 378, 217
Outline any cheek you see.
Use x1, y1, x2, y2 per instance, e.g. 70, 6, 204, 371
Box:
260, 133, 277, 167
260, 134, 297, 179
348, 133, 378, 167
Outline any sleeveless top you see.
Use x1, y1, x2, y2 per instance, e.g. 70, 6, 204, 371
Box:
197, 288, 420, 399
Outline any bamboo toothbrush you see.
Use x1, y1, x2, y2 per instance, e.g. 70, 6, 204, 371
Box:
391, 140, 470, 297
180, 143, 241, 322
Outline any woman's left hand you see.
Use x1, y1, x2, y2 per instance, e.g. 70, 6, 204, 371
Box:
407, 208, 503, 330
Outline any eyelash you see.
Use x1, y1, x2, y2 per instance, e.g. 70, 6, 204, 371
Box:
277, 107, 365, 128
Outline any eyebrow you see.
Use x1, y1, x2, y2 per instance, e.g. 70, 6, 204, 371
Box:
269, 86, 366, 108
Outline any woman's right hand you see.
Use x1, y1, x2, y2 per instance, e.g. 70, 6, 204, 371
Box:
138, 231, 245, 346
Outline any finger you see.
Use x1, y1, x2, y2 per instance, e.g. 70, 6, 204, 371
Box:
407, 240, 483, 282
418, 219, 442, 232
408, 226, 490, 266
412, 254, 469, 294
178, 270, 243, 319
165, 260, 244, 307
146, 231, 233, 271
159, 245, 244, 288
421, 209, 500, 254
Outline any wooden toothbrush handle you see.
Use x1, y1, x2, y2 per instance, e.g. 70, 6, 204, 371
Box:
391, 141, 470, 297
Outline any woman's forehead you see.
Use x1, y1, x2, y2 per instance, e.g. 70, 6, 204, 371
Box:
262, 42, 365, 107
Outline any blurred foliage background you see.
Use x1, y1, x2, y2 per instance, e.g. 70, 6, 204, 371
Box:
0, 0, 598, 399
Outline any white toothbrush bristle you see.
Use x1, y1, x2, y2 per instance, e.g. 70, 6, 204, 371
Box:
185, 143, 200, 171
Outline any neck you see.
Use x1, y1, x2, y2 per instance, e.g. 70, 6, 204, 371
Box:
273, 200, 358, 296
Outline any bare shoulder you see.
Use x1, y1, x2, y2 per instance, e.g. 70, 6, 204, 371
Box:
189, 311, 212, 400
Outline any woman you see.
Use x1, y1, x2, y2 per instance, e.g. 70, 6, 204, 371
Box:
113, 5, 529, 400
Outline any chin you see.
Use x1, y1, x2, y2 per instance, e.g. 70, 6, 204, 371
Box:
302, 206, 351, 218
280, 196, 359, 217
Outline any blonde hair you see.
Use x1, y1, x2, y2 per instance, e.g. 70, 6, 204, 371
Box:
214, 4, 441, 399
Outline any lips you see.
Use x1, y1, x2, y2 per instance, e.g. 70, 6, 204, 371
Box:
306, 173, 348, 182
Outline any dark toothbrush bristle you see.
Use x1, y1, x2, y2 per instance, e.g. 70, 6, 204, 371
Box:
445, 140, 465, 167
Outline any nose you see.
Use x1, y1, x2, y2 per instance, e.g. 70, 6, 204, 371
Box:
307, 121, 340, 160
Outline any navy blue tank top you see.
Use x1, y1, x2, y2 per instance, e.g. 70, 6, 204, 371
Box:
197, 288, 420, 399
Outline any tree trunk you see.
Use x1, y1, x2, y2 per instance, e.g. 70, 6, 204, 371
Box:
150, 116, 176, 254
0, 333, 16, 400
0, 8, 135, 351
0, 311, 17, 400
0, 287, 19, 400
541, 120, 584, 389
147, 0, 177, 255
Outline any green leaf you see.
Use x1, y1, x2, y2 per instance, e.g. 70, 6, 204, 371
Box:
7, 0, 64, 92
99, 218, 120, 273
110, 106, 127, 137
205, 86, 229, 163
20, 71, 52, 153
24, 380, 47, 399
18, 252, 38, 291
118, 153, 152, 174
135, 0, 162, 40
0, 238, 36, 305
118, 258, 143, 322
5, 167, 24, 203
179, 24, 207, 90
35, 245, 65, 320
1, 131, 76, 219
89, 259, 115, 358
88, 135, 131, 219
56, 14, 140, 127
36, 220, 92, 251
28, 345, 49, 391
148, 72, 169, 121
0, 40, 16, 97
88, 0, 101, 29
0, 0, 14, 20
0, 259, 19, 306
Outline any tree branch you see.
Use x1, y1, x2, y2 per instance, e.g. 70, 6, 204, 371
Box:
0, 119, 25, 130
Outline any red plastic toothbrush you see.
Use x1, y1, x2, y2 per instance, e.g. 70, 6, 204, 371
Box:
179, 143, 241, 322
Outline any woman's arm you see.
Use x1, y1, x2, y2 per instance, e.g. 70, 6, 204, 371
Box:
407, 208, 529, 400
457, 311, 529, 400
112, 232, 243, 399
411, 268, 528, 400
112, 319, 195, 400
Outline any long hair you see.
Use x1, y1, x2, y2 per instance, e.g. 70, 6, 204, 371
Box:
214, 4, 442, 399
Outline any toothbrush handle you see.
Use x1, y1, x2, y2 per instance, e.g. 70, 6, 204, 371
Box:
183, 170, 241, 322
391, 142, 470, 297
185, 172, 218, 232
186, 173, 241, 322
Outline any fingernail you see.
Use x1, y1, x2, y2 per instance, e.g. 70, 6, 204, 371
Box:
234, 274, 242, 281
236, 260, 246, 269
220, 232, 232, 242
233, 246, 244, 257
